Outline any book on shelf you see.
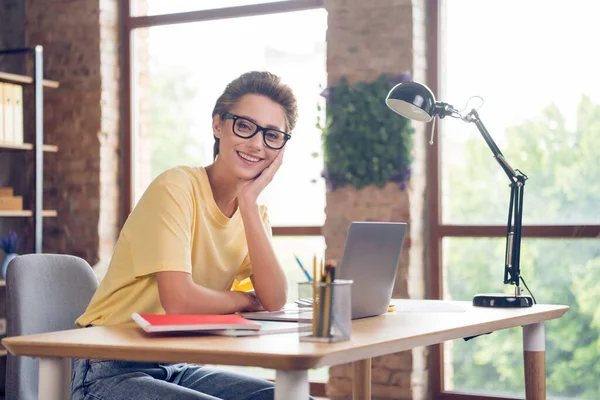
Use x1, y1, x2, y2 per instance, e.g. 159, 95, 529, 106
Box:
0, 196, 23, 211
0, 83, 3, 143
1, 82, 13, 143
0, 187, 23, 211
12, 84, 23, 145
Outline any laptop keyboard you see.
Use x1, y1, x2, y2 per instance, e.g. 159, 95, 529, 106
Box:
294, 298, 314, 308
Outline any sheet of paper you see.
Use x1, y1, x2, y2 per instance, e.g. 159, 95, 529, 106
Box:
393, 299, 466, 313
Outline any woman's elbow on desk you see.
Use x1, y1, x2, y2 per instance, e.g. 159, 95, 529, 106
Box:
262, 300, 286, 312
252, 283, 287, 312
262, 292, 287, 312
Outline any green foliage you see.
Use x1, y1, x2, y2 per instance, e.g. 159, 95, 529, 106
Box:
317, 75, 414, 190
446, 95, 600, 398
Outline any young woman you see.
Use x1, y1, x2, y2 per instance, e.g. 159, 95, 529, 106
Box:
72, 71, 303, 400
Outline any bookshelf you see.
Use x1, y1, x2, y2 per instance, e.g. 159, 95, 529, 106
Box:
0, 71, 59, 88
0, 143, 58, 152
0, 210, 57, 218
0, 46, 59, 253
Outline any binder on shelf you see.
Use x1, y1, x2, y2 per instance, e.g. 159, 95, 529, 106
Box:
12, 84, 23, 144
0, 83, 4, 143
2, 82, 14, 144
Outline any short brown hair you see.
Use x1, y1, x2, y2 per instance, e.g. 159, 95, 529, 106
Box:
211, 71, 298, 159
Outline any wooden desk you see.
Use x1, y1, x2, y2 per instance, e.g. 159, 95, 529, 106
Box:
2, 300, 568, 400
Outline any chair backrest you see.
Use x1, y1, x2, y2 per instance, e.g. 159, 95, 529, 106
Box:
5, 254, 99, 400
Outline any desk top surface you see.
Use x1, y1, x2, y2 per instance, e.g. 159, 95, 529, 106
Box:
2, 300, 568, 370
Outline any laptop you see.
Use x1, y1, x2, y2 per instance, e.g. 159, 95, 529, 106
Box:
242, 221, 407, 322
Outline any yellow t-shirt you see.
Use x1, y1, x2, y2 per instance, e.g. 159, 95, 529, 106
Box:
75, 166, 271, 327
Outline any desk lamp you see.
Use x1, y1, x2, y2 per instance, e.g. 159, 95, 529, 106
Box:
385, 81, 534, 308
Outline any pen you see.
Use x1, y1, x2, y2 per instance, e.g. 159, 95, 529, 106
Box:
293, 254, 313, 282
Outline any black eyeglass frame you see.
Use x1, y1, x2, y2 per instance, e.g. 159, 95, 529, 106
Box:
222, 112, 291, 150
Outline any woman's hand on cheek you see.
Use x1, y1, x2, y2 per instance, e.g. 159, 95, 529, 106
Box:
237, 148, 285, 210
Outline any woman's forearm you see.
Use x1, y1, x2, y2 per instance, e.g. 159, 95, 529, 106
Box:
157, 271, 252, 314
240, 204, 288, 311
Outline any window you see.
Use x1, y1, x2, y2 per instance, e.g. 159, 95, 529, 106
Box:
132, 0, 293, 16
130, 9, 326, 226
431, 0, 600, 398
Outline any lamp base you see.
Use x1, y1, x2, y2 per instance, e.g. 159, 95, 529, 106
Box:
472, 293, 533, 308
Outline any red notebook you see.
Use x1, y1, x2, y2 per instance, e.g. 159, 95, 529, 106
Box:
131, 312, 262, 333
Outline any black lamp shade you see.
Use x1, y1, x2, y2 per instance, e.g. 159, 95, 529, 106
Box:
385, 81, 437, 122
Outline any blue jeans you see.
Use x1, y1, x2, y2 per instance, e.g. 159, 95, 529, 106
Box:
71, 358, 306, 400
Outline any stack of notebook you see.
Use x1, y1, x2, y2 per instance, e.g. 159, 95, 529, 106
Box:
131, 313, 308, 336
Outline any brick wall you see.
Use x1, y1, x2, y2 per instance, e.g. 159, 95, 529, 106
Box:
324, 0, 429, 399
24, 0, 120, 265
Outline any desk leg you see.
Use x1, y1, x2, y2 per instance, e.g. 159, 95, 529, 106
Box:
523, 323, 545, 400
38, 357, 71, 400
275, 370, 308, 400
352, 358, 371, 400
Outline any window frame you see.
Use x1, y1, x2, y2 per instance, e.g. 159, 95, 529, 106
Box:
426, 0, 600, 399
119, 0, 326, 396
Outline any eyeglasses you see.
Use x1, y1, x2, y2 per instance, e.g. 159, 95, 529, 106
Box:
223, 112, 291, 150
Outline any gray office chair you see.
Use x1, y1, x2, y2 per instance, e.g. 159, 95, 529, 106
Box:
5, 254, 99, 400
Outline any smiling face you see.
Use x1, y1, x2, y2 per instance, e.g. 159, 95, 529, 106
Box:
212, 94, 288, 181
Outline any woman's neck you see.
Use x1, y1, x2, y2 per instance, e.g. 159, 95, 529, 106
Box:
205, 161, 239, 218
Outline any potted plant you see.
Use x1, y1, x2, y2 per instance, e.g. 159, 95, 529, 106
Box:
1, 231, 19, 280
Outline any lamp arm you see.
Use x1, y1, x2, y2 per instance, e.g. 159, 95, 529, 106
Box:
462, 108, 527, 290
463, 109, 519, 183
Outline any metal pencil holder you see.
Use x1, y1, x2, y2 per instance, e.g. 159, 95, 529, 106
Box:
298, 279, 353, 343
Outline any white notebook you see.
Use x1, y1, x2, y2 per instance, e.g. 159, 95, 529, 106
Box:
208, 320, 311, 336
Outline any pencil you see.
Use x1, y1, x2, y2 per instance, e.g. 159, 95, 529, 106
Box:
320, 258, 324, 281
293, 254, 313, 281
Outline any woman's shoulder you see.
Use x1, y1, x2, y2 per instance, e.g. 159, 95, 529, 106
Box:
154, 165, 200, 184
151, 166, 208, 192
135, 166, 207, 205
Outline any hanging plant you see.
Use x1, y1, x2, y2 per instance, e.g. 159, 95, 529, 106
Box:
317, 73, 414, 190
